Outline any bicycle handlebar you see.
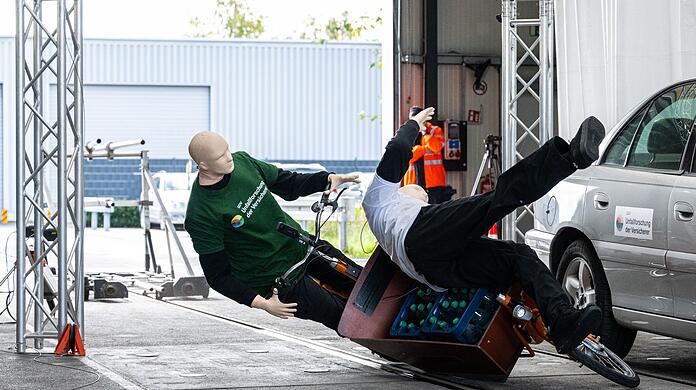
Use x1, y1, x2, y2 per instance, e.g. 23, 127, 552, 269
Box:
274, 187, 356, 289
276, 222, 313, 245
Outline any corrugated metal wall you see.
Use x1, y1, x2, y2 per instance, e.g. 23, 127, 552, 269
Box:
48, 84, 211, 158
398, 1, 504, 197
78, 39, 382, 161
438, 0, 503, 56
0, 37, 382, 214
400, 0, 424, 56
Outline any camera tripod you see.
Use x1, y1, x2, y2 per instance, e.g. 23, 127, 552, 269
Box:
471, 134, 502, 197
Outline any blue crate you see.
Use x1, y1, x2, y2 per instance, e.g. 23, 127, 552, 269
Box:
420, 288, 486, 337
389, 288, 442, 338
418, 288, 499, 345
455, 293, 499, 344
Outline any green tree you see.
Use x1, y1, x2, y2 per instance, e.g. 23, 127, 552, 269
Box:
299, 11, 382, 44
297, 11, 384, 123
189, 0, 265, 39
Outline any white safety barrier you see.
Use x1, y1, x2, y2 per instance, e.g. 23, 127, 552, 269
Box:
274, 192, 360, 251
85, 197, 116, 231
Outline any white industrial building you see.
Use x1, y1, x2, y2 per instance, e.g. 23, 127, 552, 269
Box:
0, 37, 382, 209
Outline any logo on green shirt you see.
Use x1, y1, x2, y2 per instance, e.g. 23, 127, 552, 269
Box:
230, 215, 245, 228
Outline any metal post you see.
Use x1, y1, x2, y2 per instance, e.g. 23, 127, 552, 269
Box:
141, 151, 152, 271
56, 0, 68, 333
16, 0, 84, 352
337, 197, 348, 252
539, 0, 554, 145
74, 0, 85, 336
31, 0, 44, 350
393, 0, 402, 128
423, 0, 438, 110
500, 0, 517, 242
164, 224, 175, 279
15, 0, 27, 354
143, 169, 195, 276
500, 0, 554, 242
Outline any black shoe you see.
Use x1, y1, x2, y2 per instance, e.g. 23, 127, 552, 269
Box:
552, 305, 602, 354
569, 116, 605, 169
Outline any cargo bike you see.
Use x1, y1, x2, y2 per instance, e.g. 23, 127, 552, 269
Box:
276, 188, 640, 388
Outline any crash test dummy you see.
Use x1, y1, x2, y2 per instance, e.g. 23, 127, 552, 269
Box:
185, 131, 360, 331
363, 107, 605, 354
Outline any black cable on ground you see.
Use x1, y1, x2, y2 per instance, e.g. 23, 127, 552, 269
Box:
1, 231, 16, 323
0, 291, 15, 322
32, 353, 102, 390
0, 346, 102, 390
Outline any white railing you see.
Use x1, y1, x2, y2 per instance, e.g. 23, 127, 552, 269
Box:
274, 192, 360, 251
85, 197, 116, 231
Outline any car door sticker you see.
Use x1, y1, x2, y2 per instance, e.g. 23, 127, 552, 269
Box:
614, 206, 653, 240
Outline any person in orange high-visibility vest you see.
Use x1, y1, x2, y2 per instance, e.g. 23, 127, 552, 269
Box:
404, 107, 451, 204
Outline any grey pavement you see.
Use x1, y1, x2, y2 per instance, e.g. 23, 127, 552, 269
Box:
0, 225, 694, 389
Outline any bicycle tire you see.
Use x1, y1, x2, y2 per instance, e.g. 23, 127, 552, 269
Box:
568, 337, 640, 388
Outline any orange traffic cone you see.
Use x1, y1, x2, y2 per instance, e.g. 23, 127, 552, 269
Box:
55, 323, 86, 356
487, 223, 499, 239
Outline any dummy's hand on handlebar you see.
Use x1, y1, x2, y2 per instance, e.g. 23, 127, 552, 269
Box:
252, 288, 298, 319
410, 107, 435, 132
326, 173, 360, 193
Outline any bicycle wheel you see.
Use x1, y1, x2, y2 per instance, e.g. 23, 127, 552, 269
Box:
568, 336, 640, 388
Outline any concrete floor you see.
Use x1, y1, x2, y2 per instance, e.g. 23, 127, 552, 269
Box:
0, 225, 695, 389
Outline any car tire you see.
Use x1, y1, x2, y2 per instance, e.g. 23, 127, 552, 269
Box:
557, 239, 637, 358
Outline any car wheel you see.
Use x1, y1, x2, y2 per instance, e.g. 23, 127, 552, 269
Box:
557, 239, 637, 358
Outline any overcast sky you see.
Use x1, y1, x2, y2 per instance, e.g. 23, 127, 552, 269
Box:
0, 0, 387, 41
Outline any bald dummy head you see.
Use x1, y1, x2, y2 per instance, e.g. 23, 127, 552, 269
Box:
188, 131, 234, 181
398, 184, 428, 203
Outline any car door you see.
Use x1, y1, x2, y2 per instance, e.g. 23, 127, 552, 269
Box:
584, 84, 696, 316
667, 85, 696, 321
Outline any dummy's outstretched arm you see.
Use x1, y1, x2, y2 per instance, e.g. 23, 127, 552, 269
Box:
375, 120, 421, 183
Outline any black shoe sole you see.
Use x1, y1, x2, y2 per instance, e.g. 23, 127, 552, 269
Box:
556, 306, 602, 354
578, 116, 605, 162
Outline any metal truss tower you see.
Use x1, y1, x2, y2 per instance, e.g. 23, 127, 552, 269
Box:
15, 0, 84, 352
500, 0, 554, 242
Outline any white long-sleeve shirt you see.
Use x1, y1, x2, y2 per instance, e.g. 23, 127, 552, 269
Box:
362, 174, 446, 291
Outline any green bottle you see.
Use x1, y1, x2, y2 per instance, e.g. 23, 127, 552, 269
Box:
426, 302, 433, 310
410, 303, 417, 312
399, 320, 407, 328
407, 322, 416, 330
419, 319, 425, 326
459, 300, 467, 308
429, 316, 437, 325
452, 317, 460, 325
438, 320, 448, 329
451, 288, 459, 294
451, 300, 459, 310
441, 300, 450, 309
417, 289, 425, 298
417, 303, 426, 312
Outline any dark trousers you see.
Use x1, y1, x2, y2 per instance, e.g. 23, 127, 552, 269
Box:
426, 186, 455, 204
404, 137, 576, 329
277, 239, 357, 331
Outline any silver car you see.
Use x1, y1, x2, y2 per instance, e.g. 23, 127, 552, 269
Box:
525, 78, 696, 358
